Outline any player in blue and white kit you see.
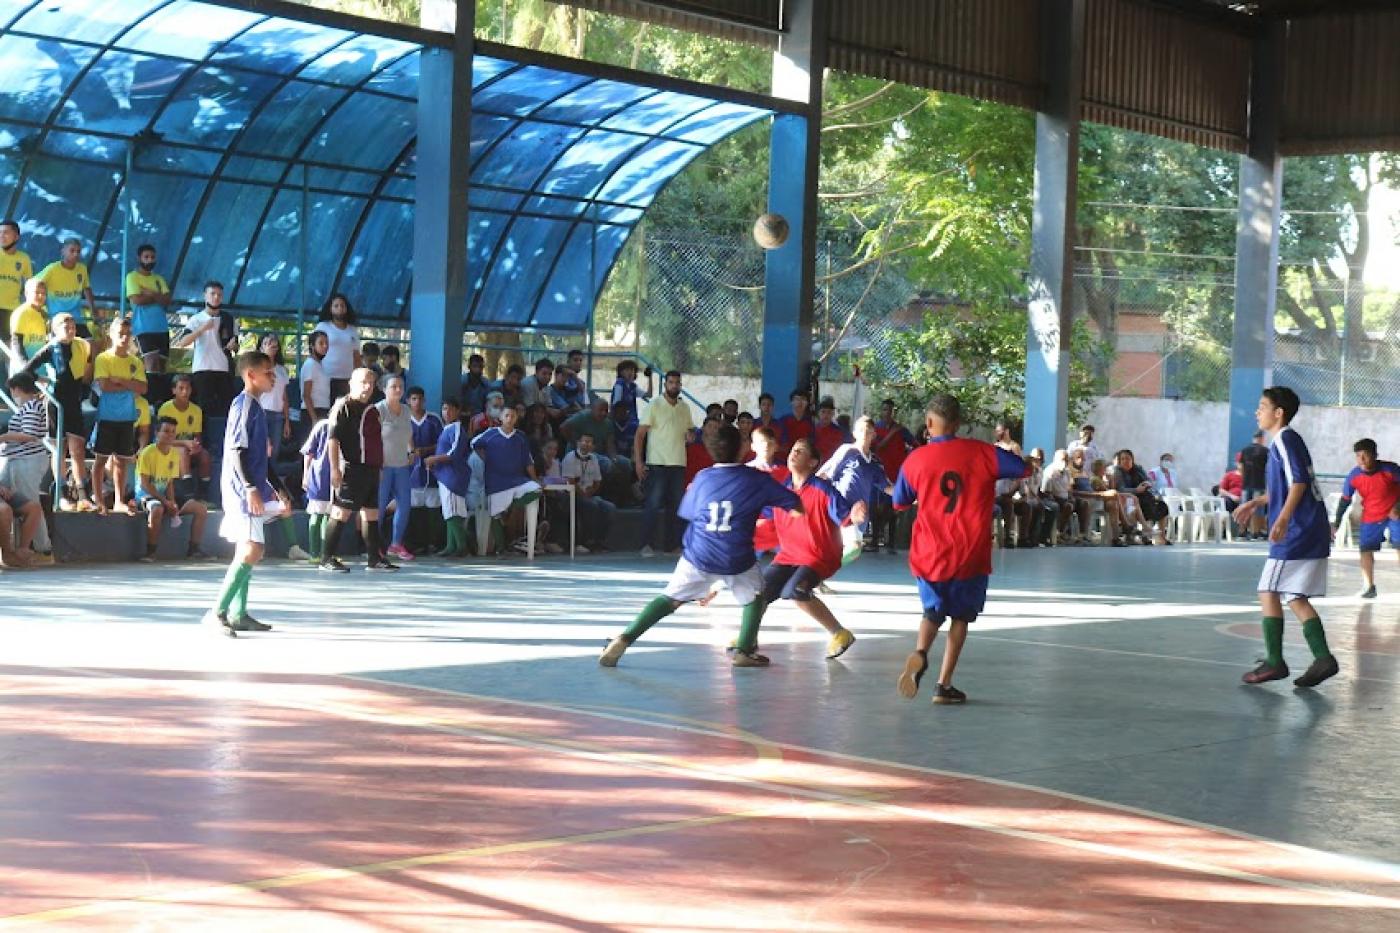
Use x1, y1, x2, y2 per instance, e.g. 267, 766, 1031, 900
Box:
299, 418, 332, 562
601, 423, 803, 668
819, 415, 892, 563
425, 398, 473, 557
1234, 386, 1338, 689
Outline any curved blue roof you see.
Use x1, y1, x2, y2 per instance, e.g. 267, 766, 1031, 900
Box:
0, 0, 772, 329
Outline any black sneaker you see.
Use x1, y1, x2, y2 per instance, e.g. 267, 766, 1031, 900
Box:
319, 557, 350, 573
1359, 585, 1377, 599
229, 614, 272, 632
897, 652, 927, 699
1293, 654, 1340, 689
1242, 659, 1289, 684
367, 560, 400, 572
204, 609, 237, 638
932, 683, 967, 705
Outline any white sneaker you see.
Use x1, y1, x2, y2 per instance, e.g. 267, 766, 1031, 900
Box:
575, 544, 591, 555
287, 545, 311, 561
640, 545, 656, 558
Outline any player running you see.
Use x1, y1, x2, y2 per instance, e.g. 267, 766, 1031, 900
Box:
1333, 438, 1400, 598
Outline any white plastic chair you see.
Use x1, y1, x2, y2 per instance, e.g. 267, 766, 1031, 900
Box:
1162, 492, 1191, 542
1193, 495, 1227, 542
475, 497, 541, 559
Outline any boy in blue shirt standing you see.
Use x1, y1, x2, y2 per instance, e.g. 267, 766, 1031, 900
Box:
1234, 386, 1338, 689
601, 423, 803, 668
207, 351, 286, 636
425, 398, 473, 557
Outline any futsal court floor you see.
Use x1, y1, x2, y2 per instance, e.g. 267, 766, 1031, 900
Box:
0, 542, 1397, 930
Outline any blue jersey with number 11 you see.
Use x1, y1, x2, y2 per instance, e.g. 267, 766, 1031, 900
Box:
680, 463, 802, 574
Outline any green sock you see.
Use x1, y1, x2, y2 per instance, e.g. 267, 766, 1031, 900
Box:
1301, 617, 1330, 660
735, 598, 767, 653
452, 517, 468, 553
230, 565, 254, 620
492, 518, 505, 553
308, 514, 325, 559
622, 595, 678, 642
279, 516, 297, 548
518, 491, 540, 507
216, 563, 251, 615
1261, 616, 1284, 666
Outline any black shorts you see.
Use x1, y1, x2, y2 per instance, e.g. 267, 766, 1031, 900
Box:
51, 394, 85, 439
333, 465, 380, 512
93, 419, 136, 458
136, 331, 171, 357
192, 370, 231, 417
761, 562, 823, 603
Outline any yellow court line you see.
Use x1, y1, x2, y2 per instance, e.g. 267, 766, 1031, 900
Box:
0, 794, 889, 928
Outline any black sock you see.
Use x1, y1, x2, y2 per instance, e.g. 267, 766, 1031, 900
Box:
321, 518, 345, 562
364, 520, 384, 563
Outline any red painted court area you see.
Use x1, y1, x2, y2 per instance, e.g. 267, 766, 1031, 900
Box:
1, 666, 1397, 931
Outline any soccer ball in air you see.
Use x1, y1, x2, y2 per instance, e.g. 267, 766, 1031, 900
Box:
753, 213, 790, 250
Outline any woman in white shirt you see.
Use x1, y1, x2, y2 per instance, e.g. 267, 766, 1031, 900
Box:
301, 330, 332, 426
256, 333, 292, 456
313, 292, 361, 399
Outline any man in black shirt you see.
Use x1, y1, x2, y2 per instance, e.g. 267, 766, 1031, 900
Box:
319, 367, 397, 573
1237, 430, 1269, 540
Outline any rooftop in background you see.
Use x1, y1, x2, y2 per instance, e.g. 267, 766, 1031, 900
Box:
0, 0, 774, 329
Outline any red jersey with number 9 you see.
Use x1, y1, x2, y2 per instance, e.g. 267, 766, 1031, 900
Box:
893, 436, 1029, 582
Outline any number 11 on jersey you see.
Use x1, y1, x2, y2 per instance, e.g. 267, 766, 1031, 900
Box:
706, 500, 733, 532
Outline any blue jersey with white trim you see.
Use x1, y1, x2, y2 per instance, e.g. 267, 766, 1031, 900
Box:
679, 463, 802, 575
1266, 426, 1330, 560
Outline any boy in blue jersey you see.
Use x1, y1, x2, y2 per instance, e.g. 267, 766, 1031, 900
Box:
425, 398, 473, 557
472, 405, 541, 555
206, 351, 287, 636
601, 423, 803, 668
300, 418, 333, 562
1333, 438, 1400, 598
1234, 387, 1338, 689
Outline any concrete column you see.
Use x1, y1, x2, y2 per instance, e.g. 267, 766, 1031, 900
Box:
1228, 23, 1284, 460
1023, 0, 1085, 455
411, 0, 473, 406
761, 0, 828, 406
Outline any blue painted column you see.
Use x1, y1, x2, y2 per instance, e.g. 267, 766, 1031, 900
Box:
410, 0, 473, 407
761, 0, 828, 404
1023, 0, 1085, 455
1228, 23, 1283, 459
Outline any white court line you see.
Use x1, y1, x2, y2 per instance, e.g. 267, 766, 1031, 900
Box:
333, 672, 1400, 890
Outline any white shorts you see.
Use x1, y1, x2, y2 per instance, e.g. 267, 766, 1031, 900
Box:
411, 486, 440, 508
440, 490, 470, 520
487, 480, 542, 517
663, 556, 763, 605
1258, 558, 1328, 600
307, 499, 331, 517
219, 511, 267, 545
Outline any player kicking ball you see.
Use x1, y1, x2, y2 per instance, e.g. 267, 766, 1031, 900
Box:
760, 437, 864, 659
601, 423, 802, 668
1234, 387, 1339, 689
892, 395, 1028, 705
1333, 438, 1400, 599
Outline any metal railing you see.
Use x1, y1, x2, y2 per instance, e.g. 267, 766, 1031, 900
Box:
0, 339, 65, 505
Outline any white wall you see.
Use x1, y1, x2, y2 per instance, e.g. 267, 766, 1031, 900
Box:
1083, 396, 1400, 491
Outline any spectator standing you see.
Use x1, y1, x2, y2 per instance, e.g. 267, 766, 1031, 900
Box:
1067, 423, 1104, 469
38, 238, 97, 338
610, 359, 650, 429
1237, 429, 1269, 539
460, 353, 490, 416
406, 386, 444, 549
300, 330, 332, 426
173, 281, 236, 418
90, 319, 146, 515
777, 390, 814, 453
993, 421, 1027, 547
313, 293, 360, 400
135, 417, 209, 561
813, 398, 849, 462
425, 397, 472, 557
9, 278, 49, 365
0, 372, 53, 559
755, 392, 778, 435
20, 313, 92, 509
255, 334, 292, 459
686, 418, 719, 485
126, 244, 172, 391
379, 344, 405, 386
376, 374, 417, 562
635, 369, 692, 556
0, 220, 33, 343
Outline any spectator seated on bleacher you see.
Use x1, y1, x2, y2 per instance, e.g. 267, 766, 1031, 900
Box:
564, 432, 615, 554
135, 417, 209, 562
0, 372, 51, 563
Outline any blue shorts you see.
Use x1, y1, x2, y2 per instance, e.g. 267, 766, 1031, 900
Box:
1358, 518, 1400, 552
916, 575, 989, 623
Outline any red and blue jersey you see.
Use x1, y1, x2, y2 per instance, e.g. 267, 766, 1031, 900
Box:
679, 463, 801, 575
1340, 460, 1400, 524
772, 475, 854, 579
1266, 426, 1330, 561
893, 435, 1027, 582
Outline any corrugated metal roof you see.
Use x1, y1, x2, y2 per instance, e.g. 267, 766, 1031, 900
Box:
1280, 10, 1400, 155
1082, 0, 1252, 152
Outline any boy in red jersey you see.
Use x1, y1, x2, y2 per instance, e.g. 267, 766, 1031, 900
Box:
893, 394, 1028, 704
762, 437, 865, 659
1334, 438, 1400, 598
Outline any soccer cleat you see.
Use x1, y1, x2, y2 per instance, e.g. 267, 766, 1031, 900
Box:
730, 648, 770, 667
1359, 585, 1377, 599
932, 683, 967, 705
599, 635, 632, 667
825, 628, 856, 659
897, 652, 928, 699
287, 545, 312, 561
1242, 660, 1290, 684
1293, 654, 1340, 689
203, 609, 237, 638
319, 557, 350, 573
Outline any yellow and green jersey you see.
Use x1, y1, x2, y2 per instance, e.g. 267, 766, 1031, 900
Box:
0, 248, 33, 311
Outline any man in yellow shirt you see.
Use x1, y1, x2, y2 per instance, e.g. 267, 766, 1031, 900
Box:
38, 238, 98, 339
157, 374, 211, 498
8, 279, 48, 364
136, 417, 209, 562
634, 369, 695, 555
0, 219, 32, 343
